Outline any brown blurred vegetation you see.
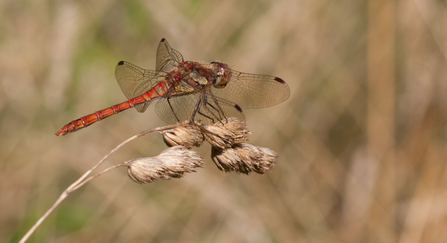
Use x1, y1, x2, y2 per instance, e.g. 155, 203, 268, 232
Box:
1, 0, 446, 242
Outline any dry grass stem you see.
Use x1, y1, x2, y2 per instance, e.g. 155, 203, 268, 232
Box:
19, 123, 186, 243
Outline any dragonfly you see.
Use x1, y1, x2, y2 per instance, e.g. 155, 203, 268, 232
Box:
55, 38, 290, 136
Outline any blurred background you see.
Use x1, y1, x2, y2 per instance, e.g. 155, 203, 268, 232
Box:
1, 0, 446, 242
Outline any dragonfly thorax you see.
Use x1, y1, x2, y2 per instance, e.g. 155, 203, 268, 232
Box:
210, 62, 230, 89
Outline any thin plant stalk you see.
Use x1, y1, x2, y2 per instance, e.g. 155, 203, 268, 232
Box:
19, 124, 178, 243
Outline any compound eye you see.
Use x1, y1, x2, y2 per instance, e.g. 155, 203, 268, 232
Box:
212, 64, 229, 89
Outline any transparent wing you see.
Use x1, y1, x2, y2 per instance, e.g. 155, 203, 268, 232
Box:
156, 38, 184, 73
155, 92, 245, 125
211, 70, 290, 109
115, 61, 165, 112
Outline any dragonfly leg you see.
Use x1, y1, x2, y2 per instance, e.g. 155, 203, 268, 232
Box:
197, 109, 215, 123
204, 101, 224, 121
207, 92, 228, 123
191, 98, 216, 123
167, 96, 181, 122
190, 98, 202, 122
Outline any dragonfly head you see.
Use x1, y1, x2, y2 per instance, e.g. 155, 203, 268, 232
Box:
211, 62, 230, 89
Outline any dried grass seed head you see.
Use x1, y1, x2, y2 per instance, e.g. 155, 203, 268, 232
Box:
211, 143, 277, 174
126, 158, 170, 184
203, 117, 251, 149
157, 145, 204, 174
160, 121, 204, 149
126, 146, 204, 184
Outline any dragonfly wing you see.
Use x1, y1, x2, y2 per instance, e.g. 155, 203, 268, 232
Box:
211, 70, 290, 109
155, 92, 245, 125
156, 38, 184, 73
115, 61, 164, 112
155, 93, 200, 124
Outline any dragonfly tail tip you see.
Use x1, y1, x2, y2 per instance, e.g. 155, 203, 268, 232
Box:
55, 129, 66, 136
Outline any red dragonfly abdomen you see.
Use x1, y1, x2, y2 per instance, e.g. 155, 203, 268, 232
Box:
55, 81, 168, 136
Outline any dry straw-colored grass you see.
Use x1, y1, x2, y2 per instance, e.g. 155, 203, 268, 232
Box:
1, 0, 446, 242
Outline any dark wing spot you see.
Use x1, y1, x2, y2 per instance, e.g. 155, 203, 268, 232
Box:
161, 38, 166, 42
118, 61, 125, 65
274, 77, 285, 84
234, 104, 243, 112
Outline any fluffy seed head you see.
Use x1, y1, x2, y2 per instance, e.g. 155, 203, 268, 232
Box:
126, 146, 203, 184
211, 143, 277, 174
160, 121, 204, 148
203, 117, 251, 149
